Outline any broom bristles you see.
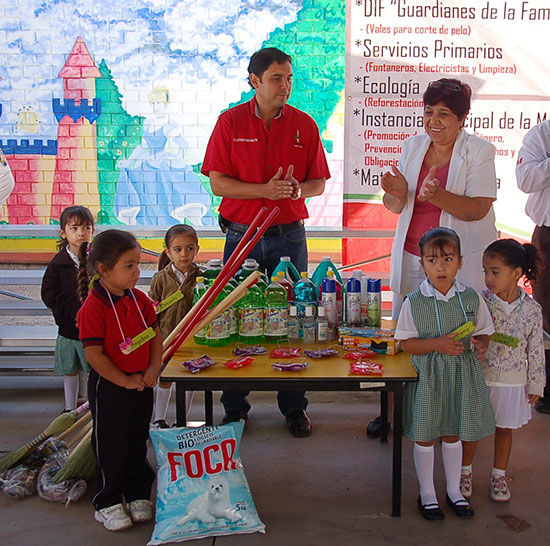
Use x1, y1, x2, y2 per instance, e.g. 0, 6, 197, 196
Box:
53, 430, 94, 484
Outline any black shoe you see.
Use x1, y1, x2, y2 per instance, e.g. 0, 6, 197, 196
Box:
151, 419, 170, 429
535, 398, 550, 414
446, 494, 474, 517
286, 409, 312, 438
417, 496, 444, 521
366, 416, 381, 439
222, 410, 248, 425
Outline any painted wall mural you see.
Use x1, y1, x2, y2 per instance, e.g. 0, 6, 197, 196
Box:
0, 0, 345, 227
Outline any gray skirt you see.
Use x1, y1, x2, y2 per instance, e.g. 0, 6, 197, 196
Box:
54, 335, 90, 375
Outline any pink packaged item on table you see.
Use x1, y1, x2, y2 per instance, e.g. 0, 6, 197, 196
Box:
224, 357, 254, 369
349, 360, 383, 376
343, 349, 376, 360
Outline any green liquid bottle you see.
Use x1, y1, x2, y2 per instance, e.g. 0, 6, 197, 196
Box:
264, 276, 288, 342
238, 283, 265, 344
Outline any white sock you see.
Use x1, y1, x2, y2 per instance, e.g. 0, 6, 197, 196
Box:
492, 467, 506, 478
414, 443, 438, 506
78, 371, 88, 401
153, 383, 173, 422
442, 440, 467, 504
63, 375, 79, 410
462, 464, 472, 474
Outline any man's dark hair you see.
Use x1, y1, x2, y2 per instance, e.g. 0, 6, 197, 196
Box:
247, 48, 292, 87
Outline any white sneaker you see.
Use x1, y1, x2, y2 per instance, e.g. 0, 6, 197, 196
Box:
460, 469, 473, 499
490, 474, 511, 502
128, 499, 153, 522
94, 503, 133, 531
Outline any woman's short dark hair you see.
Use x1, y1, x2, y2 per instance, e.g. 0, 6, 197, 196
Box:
247, 48, 292, 87
423, 78, 471, 120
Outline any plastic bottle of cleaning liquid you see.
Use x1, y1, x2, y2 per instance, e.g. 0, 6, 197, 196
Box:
227, 278, 239, 342
205, 284, 231, 347
264, 276, 288, 342
192, 276, 208, 345
320, 270, 337, 340
277, 270, 294, 302
204, 258, 223, 286
272, 256, 300, 284
302, 305, 316, 344
288, 305, 300, 341
360, 273, 369, 325
346, 270, 363, 327
316, 305, 328, 343
311, 256, 344, 290
293, 271, 318, 336
236, 258, 268, 291
366, 278, 381, 328
238, 282, 265, 344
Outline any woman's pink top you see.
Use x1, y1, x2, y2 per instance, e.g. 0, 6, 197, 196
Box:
404, 160, 450, 256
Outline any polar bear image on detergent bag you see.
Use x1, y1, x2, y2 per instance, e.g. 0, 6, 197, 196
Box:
148, 421, 265, 544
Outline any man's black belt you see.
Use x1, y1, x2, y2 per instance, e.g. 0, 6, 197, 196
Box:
220, 215, 304, 237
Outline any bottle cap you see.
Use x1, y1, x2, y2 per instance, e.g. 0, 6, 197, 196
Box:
281, 256, 291, 262
318, 306, 326, 317
196, 276, 204, 282
305, 306, 313, 316
300, 271, 308, 277
352, 270, 363, 279
327, 270, 334, 277
207, 259, 222, 267
271, 276, 278, 283
243, 258, 259, 269
289, 305, 297, 316
322, 256, 331, 261
367, 278, 381, 291
277, 271, 285, 277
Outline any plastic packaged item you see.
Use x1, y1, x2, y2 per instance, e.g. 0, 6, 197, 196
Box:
263, 276, 288, 342
238, 282, 265, 344
276, 271, 294, 302
302, 305, 316, 344
287, 305, 300, 341
272, 256, 300, 284
233, 345, 267, 356
343, 348, 377, 360
320, 270, 337, 340
316, 305, 328, 343
311, 256, 344, 288
346, 271, 362, 327
269, 347, 302, 358
366, 278, 381, 328
149, 422, 265, 545
303, 348, 338, 359
272, 362, 308, 372
293, 272, 317, 336
180, 355, 217, 373
224, 356, 254, 369
349, 360, 384, 376
193, 277, 208, 346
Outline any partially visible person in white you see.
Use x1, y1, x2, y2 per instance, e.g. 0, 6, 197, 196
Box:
516, 119, 550, 414
0, 147, 15, 205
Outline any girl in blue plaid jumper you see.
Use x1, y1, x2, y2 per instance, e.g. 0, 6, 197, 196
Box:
394, 228, 495, 521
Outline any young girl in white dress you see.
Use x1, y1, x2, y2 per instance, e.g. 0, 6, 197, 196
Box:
461, 239, 545, 503
395, 227, 495, 520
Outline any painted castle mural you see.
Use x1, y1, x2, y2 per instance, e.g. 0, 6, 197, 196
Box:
0, 0, 346, 227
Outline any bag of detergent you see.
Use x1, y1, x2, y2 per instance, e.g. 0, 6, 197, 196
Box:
148, 421, 265, 544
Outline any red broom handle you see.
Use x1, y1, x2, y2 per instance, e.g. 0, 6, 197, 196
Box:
162, 206, 280, 363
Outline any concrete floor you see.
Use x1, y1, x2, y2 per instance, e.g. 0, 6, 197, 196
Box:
1, 377, 549, 546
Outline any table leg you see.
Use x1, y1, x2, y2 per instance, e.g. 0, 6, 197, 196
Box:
380, 390, 389, 443
391, 381, 404, 517
205, 391, 213, 426
175, 383, 187, 427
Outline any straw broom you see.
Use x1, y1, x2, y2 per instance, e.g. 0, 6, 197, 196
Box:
0, 402, 90, 473
55, 410, 92, 443
53, 429, 94, 484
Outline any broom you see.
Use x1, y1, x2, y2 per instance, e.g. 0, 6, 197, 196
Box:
53, 429, 94, 484
0, 401, 90, 473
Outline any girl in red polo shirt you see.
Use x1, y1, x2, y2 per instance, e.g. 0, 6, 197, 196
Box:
77, 229, 162, 532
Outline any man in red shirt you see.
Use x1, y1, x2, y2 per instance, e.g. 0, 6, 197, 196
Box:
202, 47, 330, 437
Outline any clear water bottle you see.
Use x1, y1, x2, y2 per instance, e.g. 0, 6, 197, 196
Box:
288, 305, 300, 341
366, 278, 381, 328
272, 256, 300, 283
346, 270, 362, 327
193, 276, 208, 345
277, 270, 294, 302
303, 305, 316, 344
293, 271, 318, 337
264, 276, 288, 342
238, 282, 265, 344
320, 270, 337, 340
316, 305, 328, 343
